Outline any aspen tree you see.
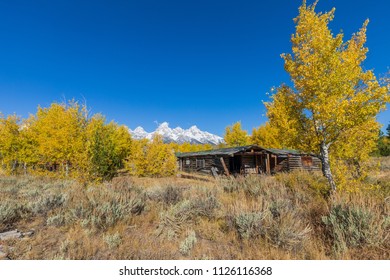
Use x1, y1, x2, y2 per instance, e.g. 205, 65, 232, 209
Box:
251, 122, 282, 149
224, 122, 250, 147
0, 114, 20, 173
32, 102, 86, 176
266, 1, 389, 191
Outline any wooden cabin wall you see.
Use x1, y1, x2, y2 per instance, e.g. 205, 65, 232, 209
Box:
288, 155, 321, 172
179, 153, 321, 175
304, 157, 321, 171
240, 155, 256, 174
288, 155, 303, 170
241, 155, 255, 168
273, 157, 289, 172
214, 156, 230, 175
179, 155, 230, 175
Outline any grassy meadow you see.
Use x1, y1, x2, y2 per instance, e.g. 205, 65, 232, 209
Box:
0, 157, 389, 260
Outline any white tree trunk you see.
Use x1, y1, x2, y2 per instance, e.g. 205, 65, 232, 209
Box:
65, 161, 69, 177
320, 142, 337, 192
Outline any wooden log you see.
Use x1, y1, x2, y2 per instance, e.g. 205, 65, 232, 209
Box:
21, 230, 35, 238
287, 154, 291, 171
220, 157, 230, 176
255, 155, 259, 174
266, 154, 271, 175
0, 230, 22, 241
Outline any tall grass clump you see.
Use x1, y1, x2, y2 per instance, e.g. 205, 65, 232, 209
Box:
66, 184, 146, 230
147, 185, 184, 206
157, 192, 219, 238
28, 193, 67, 215
322, 197, 389, 256
0, 201, 24, 231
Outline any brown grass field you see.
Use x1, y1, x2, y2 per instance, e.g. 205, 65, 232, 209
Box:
0, 157, 389, 260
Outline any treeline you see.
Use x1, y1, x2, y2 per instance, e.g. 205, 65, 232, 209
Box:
372, 124, 390, 156
0, 101, 212, 181
223, 121, 280, 148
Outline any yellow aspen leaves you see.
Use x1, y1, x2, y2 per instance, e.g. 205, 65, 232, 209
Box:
266, 1, 389, 191
224, 122, 250, 147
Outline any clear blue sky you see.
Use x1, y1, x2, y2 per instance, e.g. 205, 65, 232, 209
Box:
0, 0, 389, 136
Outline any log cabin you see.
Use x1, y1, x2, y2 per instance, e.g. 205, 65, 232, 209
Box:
176, 145, 321, 176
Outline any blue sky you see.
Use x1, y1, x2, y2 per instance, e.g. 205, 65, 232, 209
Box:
0, 0, 389, 136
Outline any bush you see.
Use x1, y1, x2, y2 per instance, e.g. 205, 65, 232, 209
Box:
103, 232, 122, 249
266, 212, 312, 250
148, 185, 183, 206
234, 212, 265, 240
28, 193, 67, 215
322, 203, 388, 253
0, 201, 23, 231
179, 230, 197, 256
47, 213, 66, 227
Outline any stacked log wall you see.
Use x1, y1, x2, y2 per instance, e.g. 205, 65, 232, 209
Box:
179, 153, 321, 174
180, 155, 230, 175
287, 155, 321, 171
241, 155, 255, 168
274, 157, 289, 172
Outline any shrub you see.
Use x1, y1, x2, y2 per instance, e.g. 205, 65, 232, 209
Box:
322, 203, 387, 253
28, 193, 67, 215
221, 177, 241, 193
47, 213, 66, 227
73, 186, 146, 229
179, 230, 197, 256
234, 212, 265, 239
103, 232, 122, 249
162, 186, 183, 206
157, 195, 219, 238
266, 212, 312, 250
147, 185, 183, 206
0, 201, 23, 231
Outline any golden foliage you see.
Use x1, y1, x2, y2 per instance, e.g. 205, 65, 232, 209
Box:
224, 122, 250, 147
125, 135, 177, 177
0, 114, 21, 172
1, 101, 134, 180
251, 122, 282, 148
30, 102, 87, 175
169, 142, 213, 153
265, 1, 389, 190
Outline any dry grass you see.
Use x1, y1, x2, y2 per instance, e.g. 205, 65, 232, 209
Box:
0, 160, 389, 260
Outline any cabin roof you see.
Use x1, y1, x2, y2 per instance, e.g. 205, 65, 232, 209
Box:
176, 145, 307, 158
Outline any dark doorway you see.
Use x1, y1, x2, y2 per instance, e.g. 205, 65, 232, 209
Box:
229, 155, 242, 173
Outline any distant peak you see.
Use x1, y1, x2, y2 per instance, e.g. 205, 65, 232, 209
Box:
129, 121, 224, 145
173, 126, 184, 131
158, 121, 169, 128
133, 126, 147, 133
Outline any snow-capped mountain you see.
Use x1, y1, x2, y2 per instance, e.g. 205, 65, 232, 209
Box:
128, 122, 224, 145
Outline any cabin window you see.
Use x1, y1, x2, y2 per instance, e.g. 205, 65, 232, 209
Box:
301, 156, 313, 167
185, 159, 190, 165
196, 159, 205, 168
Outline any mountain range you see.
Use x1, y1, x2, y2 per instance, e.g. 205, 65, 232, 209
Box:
128, 122, 224, 145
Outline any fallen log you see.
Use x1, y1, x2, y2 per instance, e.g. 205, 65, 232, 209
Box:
0, 230, 22, 241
